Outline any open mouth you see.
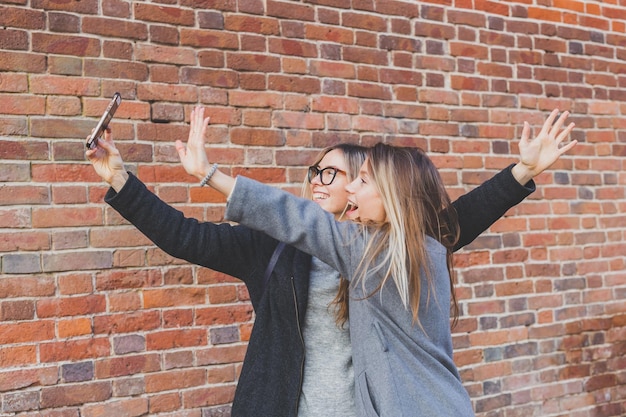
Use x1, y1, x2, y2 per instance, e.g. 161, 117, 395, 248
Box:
346, 201, 358, 215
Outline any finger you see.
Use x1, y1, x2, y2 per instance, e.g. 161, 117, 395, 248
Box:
188, 107, 205, 147
175, 139, 187, 160
98, 130, 115, 152
520, 121, 530, 145
541, 109, 560, 135
555, 122, 575, 145
550, 110, 570, 136
201, 115, 210, 139
557, 139, 578, 156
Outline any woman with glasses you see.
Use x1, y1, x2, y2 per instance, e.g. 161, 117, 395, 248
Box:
86, 107, 575, 417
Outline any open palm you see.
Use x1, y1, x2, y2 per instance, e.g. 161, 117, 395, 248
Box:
518, 109, 577, 178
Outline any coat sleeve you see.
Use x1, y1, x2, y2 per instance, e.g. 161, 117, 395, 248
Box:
451, 164, 535, 251
224, 176, 359, 279
104, 172, 275, 284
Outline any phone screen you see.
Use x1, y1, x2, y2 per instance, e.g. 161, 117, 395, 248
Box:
86, 92, 122, 150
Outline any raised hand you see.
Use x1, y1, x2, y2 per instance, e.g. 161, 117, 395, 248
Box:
85, 128, 129, 192
175, 106, 212, 181
512, 109, 577, 184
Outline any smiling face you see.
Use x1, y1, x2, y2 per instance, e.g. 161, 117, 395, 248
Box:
344, 159, 386, 223
309, 149, 352, 219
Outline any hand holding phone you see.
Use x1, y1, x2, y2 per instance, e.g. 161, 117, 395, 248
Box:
86, 92, 122, 150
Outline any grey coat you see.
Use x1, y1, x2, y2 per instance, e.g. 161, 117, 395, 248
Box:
226, 176, 475, 417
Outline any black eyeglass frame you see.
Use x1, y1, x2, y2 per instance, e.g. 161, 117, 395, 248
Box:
307, 165, 346, 185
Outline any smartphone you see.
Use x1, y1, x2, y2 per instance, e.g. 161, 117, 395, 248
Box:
86, 92, 122, 150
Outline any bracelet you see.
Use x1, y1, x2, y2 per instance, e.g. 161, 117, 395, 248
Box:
199, 163, 218, 187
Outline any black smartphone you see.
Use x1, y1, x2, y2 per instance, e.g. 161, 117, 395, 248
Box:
86, 92, 122, 150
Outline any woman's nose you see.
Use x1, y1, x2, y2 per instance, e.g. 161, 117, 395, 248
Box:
310, 172, 323, 185
345, 178, 357, 193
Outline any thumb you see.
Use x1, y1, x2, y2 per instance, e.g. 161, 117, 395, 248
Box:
520, 121, 530, 146
175, 140, 186, 160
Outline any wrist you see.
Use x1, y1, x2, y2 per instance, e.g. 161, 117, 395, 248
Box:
200, 163, 219, 187
109, 171, 129, 192
511, 162, 534, 185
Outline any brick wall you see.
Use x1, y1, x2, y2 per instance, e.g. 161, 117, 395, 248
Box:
1, 0, 625, 416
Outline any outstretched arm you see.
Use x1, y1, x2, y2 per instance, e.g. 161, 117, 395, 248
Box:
452, 109, 577, 251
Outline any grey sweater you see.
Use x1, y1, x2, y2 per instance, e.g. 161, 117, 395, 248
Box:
226, 176, 475, 417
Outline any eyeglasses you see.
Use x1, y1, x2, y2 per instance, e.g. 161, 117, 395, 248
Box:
307, 165, 346, 185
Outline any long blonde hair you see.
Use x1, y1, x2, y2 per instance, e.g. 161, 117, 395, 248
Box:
336, 143, 459, 327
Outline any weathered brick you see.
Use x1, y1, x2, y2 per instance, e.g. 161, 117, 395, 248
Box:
42, 250, 112, 273
95, 353, 160, 378
93, 311, 161, 335
180, 28, 238, 49
149, 392, 181, 413
40, 381, 112, 408
0, 50, 46, 72
31, 32, 101, 57
62, 361, 94, 383
112, 377, 144, 397
0, 367, 59, 393
37, 294, 105, 318
0, 344, 37, 367
183, 385, 235, 408
3, 390, 39, 412
146, 329, 207, 350
0, 320, 55, 344
81, 16, 148, 40
0, 140, 49, 161
2, 253, 42, 274
1, 299, 35, 321
145, 368, 206, 393
113, 335, 146, 355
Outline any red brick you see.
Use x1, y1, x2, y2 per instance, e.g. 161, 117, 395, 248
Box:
224, 14, 278, 34
146, 329, 207, 350
31, 33, 101, 57
81, 397, 148, 417
0, 320, 55, 344
208, 285, 239, 304
0, 5, 46, 29
145, 368, 206, 393
134, 3, 195, 26
40, 381, 112, 408
40, 338, 110, 362
95, 354, 160, 378
149, 392, 181, 413
82, 16, 148, 40
93, 311, 161, 334
180, 28, 238, 49
0, 50, 46, 72
144, 287, 206, 308
163, 309, 194, 329
0, 367, 59, 392
0, 345, 37, 367
267, 0, 314, 20
58, 318, 92, 338
195, 305, 254, 326
37, 294, 106, 318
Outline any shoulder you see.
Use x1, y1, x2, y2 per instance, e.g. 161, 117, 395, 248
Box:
425, 235, 448, 256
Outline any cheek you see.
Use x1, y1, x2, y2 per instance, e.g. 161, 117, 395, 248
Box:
328, 183, 350, 203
